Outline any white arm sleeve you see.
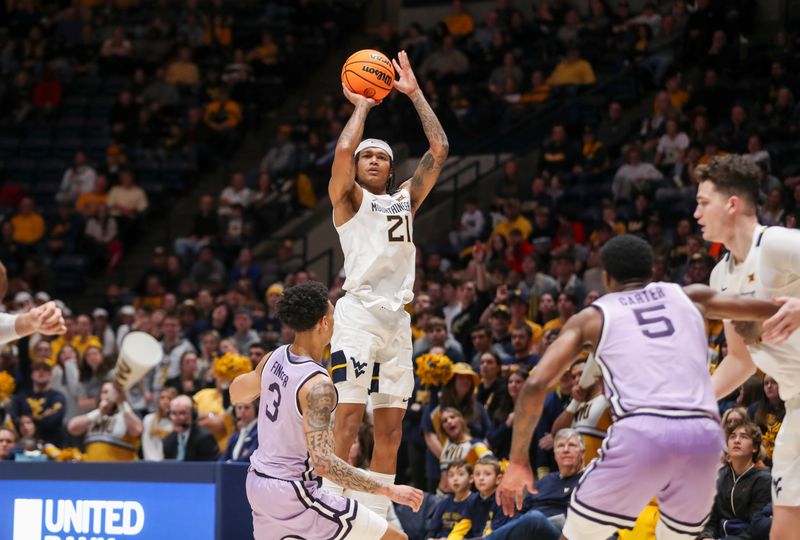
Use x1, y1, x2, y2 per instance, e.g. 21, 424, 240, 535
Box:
578, 353, 601, 389
760, 227, 800, 289
0, 313, 19, 345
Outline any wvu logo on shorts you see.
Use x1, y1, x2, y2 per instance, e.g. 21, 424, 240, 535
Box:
330, 351, 367, 382
774, 476, 783, 498
352, 357, 367, 378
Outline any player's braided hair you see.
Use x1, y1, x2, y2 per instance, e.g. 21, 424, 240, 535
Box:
354, 151, 396, 194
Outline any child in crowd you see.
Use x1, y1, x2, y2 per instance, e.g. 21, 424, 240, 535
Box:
428, 461, 477, 539
438, 407, 493, 493
450, 456, 527, 539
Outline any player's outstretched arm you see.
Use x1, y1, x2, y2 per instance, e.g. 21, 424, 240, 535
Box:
229, 351, 273, 404
684, 284, 780, 321
393, 50, 449, 213
330, 86, 376, 226
300, 375, 423, 511
1, 301, 67, 344
498, 308, 600, 517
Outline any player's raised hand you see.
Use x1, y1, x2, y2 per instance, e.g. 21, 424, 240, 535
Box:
496, 461, 536, 517
30, 301, 67, 336
386, 484, 424, 512
762, 296, 800, 345
342, 84, 378, 108
392, 50, 420, 96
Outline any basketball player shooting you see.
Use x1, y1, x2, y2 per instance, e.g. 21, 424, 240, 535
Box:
325, 49, 448, 517
230, 282, 422, 540
496, 235, 782, 540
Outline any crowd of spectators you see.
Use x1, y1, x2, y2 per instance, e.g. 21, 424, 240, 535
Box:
0, 0, 360, 291
1, 0, 797, 539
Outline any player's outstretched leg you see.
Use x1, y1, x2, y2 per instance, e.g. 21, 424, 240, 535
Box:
333, 402, 366, 461
368, 406, 406, 516
325, 401, 366, 497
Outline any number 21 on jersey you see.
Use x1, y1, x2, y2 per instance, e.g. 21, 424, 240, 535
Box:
387, 214, 412, 243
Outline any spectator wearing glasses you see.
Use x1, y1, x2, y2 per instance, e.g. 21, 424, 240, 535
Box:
163, 394, 219, 461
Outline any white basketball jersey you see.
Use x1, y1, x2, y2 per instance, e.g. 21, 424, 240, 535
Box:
710, 224, 800, 401
335, 186, 415, 311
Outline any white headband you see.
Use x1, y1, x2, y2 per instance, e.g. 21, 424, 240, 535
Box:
354, 138, 393, 160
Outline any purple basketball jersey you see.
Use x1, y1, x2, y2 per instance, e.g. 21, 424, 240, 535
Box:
591, 282, 719, 420
249, 345, 328, 481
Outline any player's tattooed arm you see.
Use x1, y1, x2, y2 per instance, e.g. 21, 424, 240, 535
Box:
336, 98, 371, 151
393, 50, 449, 212
302, 378, 386, 495
404, 90, 449, 209
330, 86, 376, 216
410, 90, 449, 162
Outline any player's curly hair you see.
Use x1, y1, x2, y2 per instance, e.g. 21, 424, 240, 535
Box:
600, 234, 653, 284
695, 154, 761, 211
277, 282, 330, 332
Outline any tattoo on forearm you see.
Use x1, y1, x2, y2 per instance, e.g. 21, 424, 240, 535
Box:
338, 103, 369, 148
412, 151, 437, 188
304, 380, 384, 494
410, 91, 448, 151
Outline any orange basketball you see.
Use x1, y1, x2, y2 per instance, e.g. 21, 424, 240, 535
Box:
341, 49, 395, 101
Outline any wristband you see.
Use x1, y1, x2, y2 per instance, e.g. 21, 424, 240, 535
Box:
86, 409, 102, 422
0, 313, 20, 343
119, 401, 133, 414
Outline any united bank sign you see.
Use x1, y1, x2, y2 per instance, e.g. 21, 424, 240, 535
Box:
1, 480, 214, 540
13, 498, 145, 540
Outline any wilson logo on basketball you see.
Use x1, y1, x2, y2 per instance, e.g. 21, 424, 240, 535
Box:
361, 66, 392, 86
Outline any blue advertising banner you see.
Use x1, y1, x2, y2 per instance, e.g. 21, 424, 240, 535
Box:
0, 462, 249, 540
0, 479, 215, 540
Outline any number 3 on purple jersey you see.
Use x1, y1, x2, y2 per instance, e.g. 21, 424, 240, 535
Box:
264, 382, 282, 422
633, 304, 675, 338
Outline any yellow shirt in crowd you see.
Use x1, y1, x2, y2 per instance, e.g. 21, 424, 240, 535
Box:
193, 388, 234, 452
445, 13, 474, 37
83, 410, 140, 462
51, 334, 103, 362
204, 100, 242, 129
11, 213, 46, 245
493, 216, 533, 241
547, 59, 597, 87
